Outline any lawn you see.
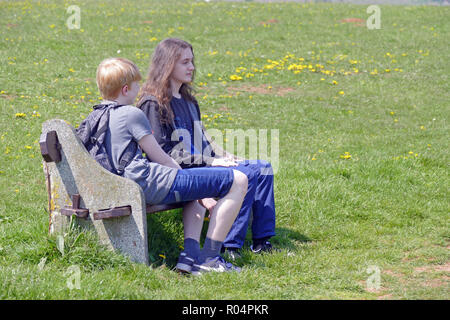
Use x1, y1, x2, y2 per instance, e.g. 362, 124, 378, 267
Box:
0, 0, 448, 299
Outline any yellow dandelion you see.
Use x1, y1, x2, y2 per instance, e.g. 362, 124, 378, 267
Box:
340, 152, 352, 159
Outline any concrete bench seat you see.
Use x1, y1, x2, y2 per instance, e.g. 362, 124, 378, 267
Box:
40, 119, 183, 265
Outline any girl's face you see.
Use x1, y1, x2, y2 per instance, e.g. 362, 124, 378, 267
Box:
170, 47, 194, 85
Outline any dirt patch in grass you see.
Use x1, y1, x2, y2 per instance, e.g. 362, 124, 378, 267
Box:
340, 18, 365, 27
228, 84, 295, 97
414, 262, 450, 273
422, 276, 450, 288
383, 263, 450, 290
1, 94, 17, 100
259, 19, 279, 25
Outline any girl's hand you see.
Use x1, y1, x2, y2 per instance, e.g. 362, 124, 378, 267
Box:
211, 158, 238, 167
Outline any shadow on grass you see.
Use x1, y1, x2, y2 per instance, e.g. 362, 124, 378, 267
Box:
146, 208, 184, 269
268, 227, 312, 251
147, 209, 312, 269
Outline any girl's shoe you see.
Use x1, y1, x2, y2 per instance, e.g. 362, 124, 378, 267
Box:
250, 240, 275, 254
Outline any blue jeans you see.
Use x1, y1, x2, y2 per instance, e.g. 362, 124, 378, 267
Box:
208, 160, 276, 248
159, 167, 234, 204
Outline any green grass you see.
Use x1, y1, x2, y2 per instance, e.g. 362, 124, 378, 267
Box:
0, 0, 449, 299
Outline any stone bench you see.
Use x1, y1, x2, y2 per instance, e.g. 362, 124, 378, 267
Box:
40, 119, 183, 265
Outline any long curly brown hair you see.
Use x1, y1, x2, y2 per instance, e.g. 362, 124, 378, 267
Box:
138, 38, 196, 125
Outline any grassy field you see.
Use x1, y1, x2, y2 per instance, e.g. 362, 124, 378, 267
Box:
0, 0, 448, 299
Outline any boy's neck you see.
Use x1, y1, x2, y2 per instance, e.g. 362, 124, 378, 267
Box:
112, 95, 132, 106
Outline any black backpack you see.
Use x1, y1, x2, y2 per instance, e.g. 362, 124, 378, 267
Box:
76, 103, 137, 176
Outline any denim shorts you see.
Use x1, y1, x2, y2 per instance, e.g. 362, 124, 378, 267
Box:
159, 167, 234, 205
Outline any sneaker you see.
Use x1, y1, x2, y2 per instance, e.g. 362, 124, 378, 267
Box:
191, 256, 241, 276
250, 240, 275, 254
175, 252, 195, 274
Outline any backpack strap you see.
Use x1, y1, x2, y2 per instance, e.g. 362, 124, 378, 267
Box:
138, 95, 159, 105
90, 103, 122, 145
116, 141, 138, 175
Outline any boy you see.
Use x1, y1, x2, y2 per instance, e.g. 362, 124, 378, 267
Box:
92, 57, 248, 274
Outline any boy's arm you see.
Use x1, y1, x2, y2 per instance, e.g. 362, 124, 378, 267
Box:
138, 134, 181, 170
139, 131, 217, 211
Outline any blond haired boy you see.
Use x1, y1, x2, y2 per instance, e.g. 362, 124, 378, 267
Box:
91, 58, 248, 274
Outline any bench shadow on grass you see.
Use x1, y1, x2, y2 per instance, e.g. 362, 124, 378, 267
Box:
146, 208, 184, 269
146, 209, 312, 270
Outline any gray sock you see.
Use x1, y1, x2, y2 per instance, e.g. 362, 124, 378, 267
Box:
199, 237, 223, 263
184, 238, 201, 260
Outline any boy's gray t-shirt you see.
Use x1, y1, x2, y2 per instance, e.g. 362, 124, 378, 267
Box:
104, 103, 178, 204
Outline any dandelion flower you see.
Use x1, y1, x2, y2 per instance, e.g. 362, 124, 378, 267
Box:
229, 75, 242, 81
340, 152, 352, 159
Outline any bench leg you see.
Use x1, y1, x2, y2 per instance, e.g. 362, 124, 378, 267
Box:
44, 160, 149, 265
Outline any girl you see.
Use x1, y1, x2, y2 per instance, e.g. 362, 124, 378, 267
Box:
137, 38, 277, 258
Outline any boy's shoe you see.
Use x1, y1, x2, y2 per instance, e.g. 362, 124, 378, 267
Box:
191, 256, 241, 276
175, 252, 195, 274
250, 240, 276, 254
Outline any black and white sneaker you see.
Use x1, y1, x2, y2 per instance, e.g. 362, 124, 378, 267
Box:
191, 256, 241, 276
250, 240, 275, 254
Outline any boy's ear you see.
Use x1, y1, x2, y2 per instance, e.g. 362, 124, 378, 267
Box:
121, 84, 129, 95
